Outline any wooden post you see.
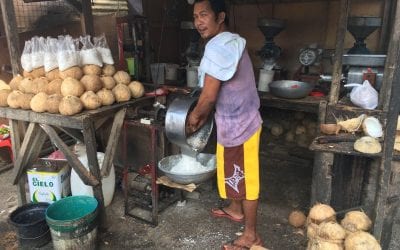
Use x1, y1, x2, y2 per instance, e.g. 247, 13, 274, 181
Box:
10, 120, 25, 205
81, 0, 95, 36
378, 0, 395, 53
328, 0, 351, 104
0, 0, 21, 75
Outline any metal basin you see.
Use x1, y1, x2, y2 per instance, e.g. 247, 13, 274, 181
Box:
158, 153, 216, 184
269, 80, 314, 99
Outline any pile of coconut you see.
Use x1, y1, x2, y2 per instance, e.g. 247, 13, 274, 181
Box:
288, 204, 381, 250
0, 65, 145, 116
319, 114, 383, 154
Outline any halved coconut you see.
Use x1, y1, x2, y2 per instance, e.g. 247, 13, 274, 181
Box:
354, 136, 381, 154
394, 134, 400, 151
362, 116, 383, 138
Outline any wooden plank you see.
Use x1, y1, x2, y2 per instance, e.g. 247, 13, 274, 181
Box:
40, 124, 99, 186
58, 127, 84, 143
11, 123, 47, 185
0, 0, 21, 75
9, 120, 26, 205
328, 0, 351, 104
81, 0, 95, 36
325, 104, 385, 124
259, 92, 323, 114
101, 108, 126, 177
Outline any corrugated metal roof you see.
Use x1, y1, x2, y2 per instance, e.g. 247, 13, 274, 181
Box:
92, 0, 128, 16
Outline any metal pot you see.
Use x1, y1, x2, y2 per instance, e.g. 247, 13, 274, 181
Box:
165, 96, 213, 152
269, 80, 314, 99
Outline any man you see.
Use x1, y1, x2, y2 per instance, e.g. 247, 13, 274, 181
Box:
186, 0, 263, 249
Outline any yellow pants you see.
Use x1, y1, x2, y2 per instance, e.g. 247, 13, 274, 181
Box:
216, 127, 261, 200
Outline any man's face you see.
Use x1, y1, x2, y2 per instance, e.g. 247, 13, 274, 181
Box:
193, 1, 224, 39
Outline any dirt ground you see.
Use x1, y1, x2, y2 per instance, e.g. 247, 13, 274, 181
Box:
0, 128, 313, 250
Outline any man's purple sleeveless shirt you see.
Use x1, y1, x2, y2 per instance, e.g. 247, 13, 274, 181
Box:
215, 50, 262, 147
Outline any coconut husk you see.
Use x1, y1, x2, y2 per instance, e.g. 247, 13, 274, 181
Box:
337, 114, 365, 133
394, 134, 400, 151
354, 136, 382, 154
307, 223, 319, 239
289, 210, 306, 228
308, 203, 336, 225
317, 221, 346, 241
344, 231, 381, 250
340, 211, 372, 233
307, 238, 344, 250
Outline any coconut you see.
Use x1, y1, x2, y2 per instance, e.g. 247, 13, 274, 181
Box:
17, 93, 34, 110
46, 94, 62, 114
113, 70, 131, 85
102, 64, 116, 76
362, 117, 383, 138
289, 210, 306, 228
101, 76, 116, 90
128, 81, 145, 98
7, 90, 23, 108
61, 77, 85, 97
45, 68, 60, 81
340, 211, 372, 233
32, 77, 49, 94
394, 134, 400, 151
294, 112, 305, 120
317, 221, 346, 241
30, 92, 48, 112
307, 222, 319, 239
22, 70, 32, 78
0, 89, 11, 107
97, 88, 115, 106
337, 114, 365, 133
354, 136, 381, 154
31, 67, 45, 78
18, 77, 34, 93
80, 75, 102, 92
46, 79, 63, 95
295, 125, 307, 135
80, 91, 102, 110
308, 204, 336, 225
59, 95, 83, 116
59, 66, 83, 80
82, 65, 102, 75
9, 75, 23, 90
285, 131, 295, 142
320, 124, 341, 135
307, 240, 343, 250
344, 231, 381, 250
271, 124, 284, 136
112, 84, 131, 102
296, 134, 309, 148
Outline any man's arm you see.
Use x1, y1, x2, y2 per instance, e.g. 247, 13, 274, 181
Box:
186, 74, 221, 134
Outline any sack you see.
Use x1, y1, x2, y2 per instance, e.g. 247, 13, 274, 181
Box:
344, 80, 378, 109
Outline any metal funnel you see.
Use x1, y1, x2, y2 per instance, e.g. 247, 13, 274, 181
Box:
257, 18, 285, 41
347, 17, 381, 54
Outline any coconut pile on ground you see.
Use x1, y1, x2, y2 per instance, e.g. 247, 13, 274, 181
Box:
287, 204, 382, 249
3, 66, 145, 116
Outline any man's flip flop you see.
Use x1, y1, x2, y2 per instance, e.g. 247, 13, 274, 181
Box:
211, 207, 244, 223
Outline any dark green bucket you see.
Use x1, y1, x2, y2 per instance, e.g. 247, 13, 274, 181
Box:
45, 196, 98, 249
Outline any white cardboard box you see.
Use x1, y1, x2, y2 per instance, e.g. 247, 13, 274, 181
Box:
27, 159, 71, 203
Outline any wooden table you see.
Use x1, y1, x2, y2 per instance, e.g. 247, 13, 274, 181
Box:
0, 97, 153, 227
259, 92, 325, 113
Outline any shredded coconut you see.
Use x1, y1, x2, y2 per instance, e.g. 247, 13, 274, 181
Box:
80, 48, 103, 66
170, 154, 215, 175
97, 47, 114, 65
57, 51, 80, 71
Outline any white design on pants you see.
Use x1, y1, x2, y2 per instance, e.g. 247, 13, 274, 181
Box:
225, 164, 244, 193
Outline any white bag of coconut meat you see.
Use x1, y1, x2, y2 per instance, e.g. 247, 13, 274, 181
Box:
56, 35, 80, 71
21, 40, 33, 72
94, 33, 114, 65
44, 37, 58, 72
80, 35, 103, 67
30, 36, 46, 69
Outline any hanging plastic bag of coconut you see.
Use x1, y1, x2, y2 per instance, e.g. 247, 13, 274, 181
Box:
344, 80, 378, 110
21, 40, 33, 73
56, 35, 80, 71
93, 33, 114, 65
44, 37, 59, 72
80, 35, 103, 67
30, 36, 46, 70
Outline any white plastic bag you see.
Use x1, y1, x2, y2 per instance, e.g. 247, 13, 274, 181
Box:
344, 80, 378, 109
44, 37, 58, 72
93, 33, 114, 65
80, 35, 102, 66
21, 40, 33, 72
31, 36, 46, 69
57, 35, 80, 71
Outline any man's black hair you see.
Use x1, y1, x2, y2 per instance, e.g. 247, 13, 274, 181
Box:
195, 0, 229, 26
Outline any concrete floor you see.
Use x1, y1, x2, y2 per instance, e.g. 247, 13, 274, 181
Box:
0, 129, 313, 250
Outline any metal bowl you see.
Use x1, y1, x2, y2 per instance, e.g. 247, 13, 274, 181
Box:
158, 153, 216, 184
269, 80, 314, 99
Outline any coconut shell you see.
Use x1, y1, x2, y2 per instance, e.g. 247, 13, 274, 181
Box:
61, 77, 85, 97
59, 66, 83, 80
128, 81, 145, 98
308, 204, 336, 225
354, 136, 381, 154
9, 75, 23, 90
97, 88, 115, 106
394, 135, 400, 151
113, 70, 131, 85
0, 89, 11, 107
82, 65, 102, 75
7, 90, 23, 108
340, 211, 372, 233
317, 221, 346, 241
59, 95, 83, 116
112, 84, 131, 102
46, 79, 63, 95
362, 117, 383, 138
100, 76, 116, 90
344, 231, 381, 250
289, 210, 306, 228
46, 94, 62, 114
320, 124, 341, 135
80, 91, 102, 110
102, 64, 116, 76
80, 75, 102, 92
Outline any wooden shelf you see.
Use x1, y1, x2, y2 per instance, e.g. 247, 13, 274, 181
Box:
259, 92, 325, 113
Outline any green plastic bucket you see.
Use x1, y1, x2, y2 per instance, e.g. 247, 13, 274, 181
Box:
45, 196, 98, 250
